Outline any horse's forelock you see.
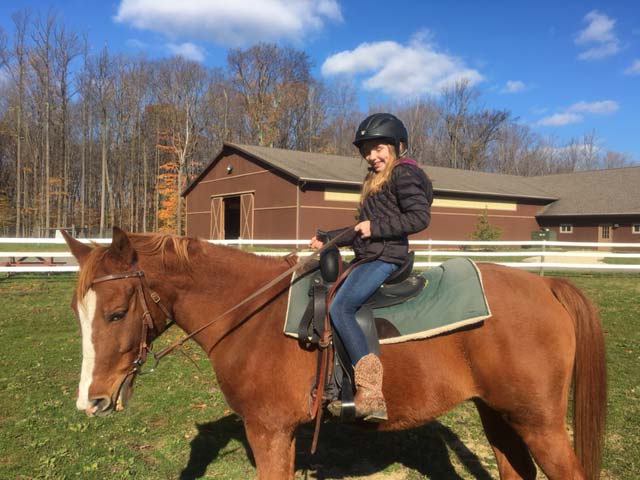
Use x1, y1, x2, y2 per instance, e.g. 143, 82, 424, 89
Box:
77, 247, 109, 301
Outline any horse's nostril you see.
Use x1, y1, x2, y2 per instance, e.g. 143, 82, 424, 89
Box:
87, 395, 112, 416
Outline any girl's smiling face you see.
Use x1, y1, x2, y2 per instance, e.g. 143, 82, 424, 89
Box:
360, 141, 394, 173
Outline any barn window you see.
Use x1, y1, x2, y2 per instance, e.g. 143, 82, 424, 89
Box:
633, 224, 640, 234
559, 224, 573, 234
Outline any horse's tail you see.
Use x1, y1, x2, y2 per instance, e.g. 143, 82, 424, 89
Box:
548, 277, 607, 480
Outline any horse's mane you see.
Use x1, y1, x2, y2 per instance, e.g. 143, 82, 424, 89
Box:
129, 233, 193, 267
77, 232, 289, 298
130, 233, 287, 268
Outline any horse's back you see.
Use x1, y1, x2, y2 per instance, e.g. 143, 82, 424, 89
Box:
462, 263, 577, 413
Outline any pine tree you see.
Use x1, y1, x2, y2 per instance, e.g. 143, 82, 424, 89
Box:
471, 208, 502, 241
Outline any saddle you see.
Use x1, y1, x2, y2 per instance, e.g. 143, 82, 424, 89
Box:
299, 246, 426, 422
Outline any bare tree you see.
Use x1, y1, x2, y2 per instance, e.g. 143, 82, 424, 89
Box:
52, 22, 80, 229
203, 67, 240, 148
0, 17, 24, 236
440, 80, 509, 170
441, 79, 477, 168
579, 130, 600, 170
30, 10, 56, 235
397, 99, 443, 164
602, 150, 632, 169
77, 32, 90, 233
227, 43, 313, 148
89, 46, 115, 237
321, 78, 360, 156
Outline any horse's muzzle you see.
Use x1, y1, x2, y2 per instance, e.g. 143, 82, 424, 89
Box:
85, 395, 113, 417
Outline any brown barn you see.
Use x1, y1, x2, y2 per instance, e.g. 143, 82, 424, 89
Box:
183, 143, 640, 245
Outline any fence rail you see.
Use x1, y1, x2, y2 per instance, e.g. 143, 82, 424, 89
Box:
1, 237, 640, 273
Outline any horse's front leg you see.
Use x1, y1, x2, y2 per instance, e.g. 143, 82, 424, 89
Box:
243, 418, 296, 480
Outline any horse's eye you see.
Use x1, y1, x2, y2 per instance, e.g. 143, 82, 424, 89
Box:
108, 310, 127, 322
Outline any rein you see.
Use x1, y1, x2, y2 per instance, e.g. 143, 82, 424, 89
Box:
88, 228, 355, 405
152, 228, 355, 362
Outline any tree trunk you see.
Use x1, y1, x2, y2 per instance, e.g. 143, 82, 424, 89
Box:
45, 100, 50, 236
100, 107, 108, 237
81, 90, 86, 232
15, 99, 22, 237
142, 141, 148, 232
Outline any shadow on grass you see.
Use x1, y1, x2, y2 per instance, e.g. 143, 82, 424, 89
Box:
180, 414, 492, 479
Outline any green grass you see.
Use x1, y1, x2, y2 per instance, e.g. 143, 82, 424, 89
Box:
0, 243, 72, 252
0, 273, 638, 479
603, 257, 640, 265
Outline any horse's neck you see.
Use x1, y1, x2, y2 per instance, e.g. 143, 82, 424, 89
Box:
158, 252, 290, 356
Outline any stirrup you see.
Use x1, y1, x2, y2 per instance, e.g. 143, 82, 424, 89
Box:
327, 400, 388, 422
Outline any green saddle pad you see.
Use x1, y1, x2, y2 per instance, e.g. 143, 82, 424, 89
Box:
284, 257, 491, 344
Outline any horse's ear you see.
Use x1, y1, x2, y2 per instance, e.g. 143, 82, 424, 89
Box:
110, 226, 137, 265
60, 229, 92, 266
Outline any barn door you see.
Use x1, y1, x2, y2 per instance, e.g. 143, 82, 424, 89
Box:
210, 197, 224, 240
240, 193, 254, 239
597, 224, 612, 251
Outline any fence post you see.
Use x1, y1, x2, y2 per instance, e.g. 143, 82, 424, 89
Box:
539, 240, 546, 276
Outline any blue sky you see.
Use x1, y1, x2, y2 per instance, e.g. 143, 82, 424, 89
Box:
2, 0, 639, 159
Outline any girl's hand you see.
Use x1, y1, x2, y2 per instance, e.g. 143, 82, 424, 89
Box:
355, 220, 371, 238
309, 236, 325, 250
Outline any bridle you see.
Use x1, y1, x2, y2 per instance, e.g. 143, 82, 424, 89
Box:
89, 270, 174, 407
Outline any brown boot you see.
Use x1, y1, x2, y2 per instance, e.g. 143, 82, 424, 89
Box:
353, 353, 388, 422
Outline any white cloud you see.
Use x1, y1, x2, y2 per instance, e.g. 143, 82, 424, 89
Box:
167, 42, 205, 62
321, 33, 483, 97
115, 0, 342, 46
574, 10, 620, 60
501, 80, 526, 93
567, 100, 618, 115
126, 38, 149, 50
538, 99, 618, 126
531, 106, 548, 115
538, 112, 584, 126
625, 59, 640, 75
575, 10, 616, 44
578, 42, 620, 61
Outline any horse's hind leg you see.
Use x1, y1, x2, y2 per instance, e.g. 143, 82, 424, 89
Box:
512, 418, 585, 480
474, 399, 537, 480
243, 419, 296, 480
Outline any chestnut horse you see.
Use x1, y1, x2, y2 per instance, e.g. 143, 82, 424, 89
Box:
63, 228, 606, 480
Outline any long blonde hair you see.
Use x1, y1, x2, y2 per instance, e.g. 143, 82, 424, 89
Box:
360, 144, 398, 201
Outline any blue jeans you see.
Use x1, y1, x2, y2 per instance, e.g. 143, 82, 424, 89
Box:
329, 260, 398, 365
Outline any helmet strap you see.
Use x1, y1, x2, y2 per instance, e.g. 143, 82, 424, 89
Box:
396, 143, 408, 158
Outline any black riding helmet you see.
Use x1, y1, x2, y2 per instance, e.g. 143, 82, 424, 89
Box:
353, 113, 408, 156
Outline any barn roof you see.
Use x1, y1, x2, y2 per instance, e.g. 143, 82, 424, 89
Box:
227, 143, 368, 185
184, 143, 640, 216
196, 143, 556, 201
423, 165, 555, 201
528, 166, 640, 217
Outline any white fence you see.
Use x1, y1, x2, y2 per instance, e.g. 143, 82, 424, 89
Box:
1, 237, 640, 273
